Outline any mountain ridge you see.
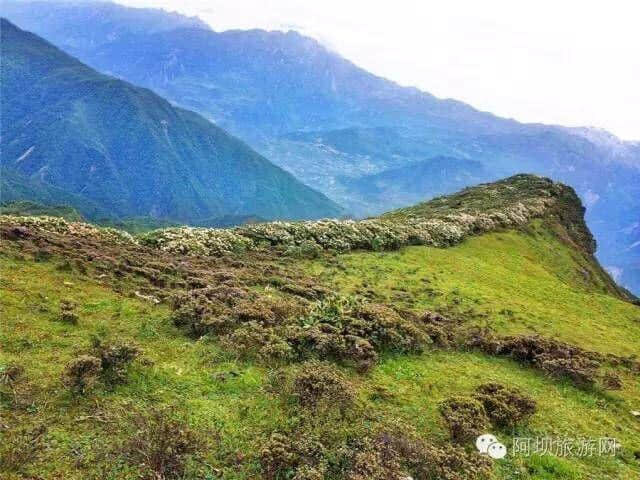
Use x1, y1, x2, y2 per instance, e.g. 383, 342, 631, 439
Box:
1, 1, 639, 294
1, 173, 639, 479
0, 18, 342, 222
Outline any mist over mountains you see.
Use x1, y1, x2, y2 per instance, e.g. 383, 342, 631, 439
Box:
1, 0, 639, 294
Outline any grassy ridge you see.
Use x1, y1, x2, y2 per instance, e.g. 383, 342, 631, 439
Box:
1, 222, 638, 478
1, 175, 638, 479
305, 221, 639, 356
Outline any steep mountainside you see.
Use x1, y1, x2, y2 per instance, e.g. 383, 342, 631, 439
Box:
0, 18, 341, 222
341, 156, 489, 213
1, 175, 638, 479
3, 0, 638, 294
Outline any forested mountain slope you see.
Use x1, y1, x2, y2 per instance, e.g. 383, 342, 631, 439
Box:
0, 18, 341, 222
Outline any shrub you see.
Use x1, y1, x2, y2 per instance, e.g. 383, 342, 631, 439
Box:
0, 363, 25, 405
439, 396, 489, 443
260, 433, 327, 480
418, 311, 459, 347
600, 372, 623, 390
170, 289, 232, 338
473, 383, 536, 427
232, 299, 278, 325
396, 436, 492, 480
91, 339, 140, 385
338, 428, 491, 480
0, 425, 46, 472
0, 363, 24, 386
170, 287, 432, 371
60, 299, 79, 325
469, 332, 620, 390
292, 465, 326, 480
62, 355, 102, 394
127, 407, 201, 480
337, 435, 407, 480
136, 176, 559, 258
291, 361, 356, 413
221, 322, 294, 362
284, 323, 379, 372
352, 303, 429, 353
287, 296, 429, 371
284, 240, 323, 258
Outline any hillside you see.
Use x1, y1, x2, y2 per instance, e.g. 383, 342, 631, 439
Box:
3, 0, 638, 294
341, 155, 489, 212
0, 18, 341, 222
0, 201, 85, 221
1, 175, 638, 479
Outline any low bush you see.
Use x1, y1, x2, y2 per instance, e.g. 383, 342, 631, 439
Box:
290, 361, 356, 413
0, 363, 24, 387
260, 433, 327, 480
286, 296, 430, 371
0, 425, 47, 472
469, 332, 621, 390
126, 407, 202, 480
337, 427, 492, 480
171, 290, 432, 372
62, 355, 102, 394
417, 311, 460, 347
91, 338, 140, 385
63, 340, 140, 393
60, 299, 79, 325
221, 321, 294, 362
139, 175, 559, 257
439, 396, 490, 443
473, 383, 536, 428
0, 363, 25, 405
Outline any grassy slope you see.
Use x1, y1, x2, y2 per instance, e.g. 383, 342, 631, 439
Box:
1, 220, 639, 479
306, 221, 639, 356
306, 221, 640, 478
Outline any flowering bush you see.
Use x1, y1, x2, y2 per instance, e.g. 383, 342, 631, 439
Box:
0, 215, 135, 245
1, 174, 567, 258
136, 197, 552, 257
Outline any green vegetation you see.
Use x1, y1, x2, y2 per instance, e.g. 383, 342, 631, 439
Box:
1, 18, 341, 223
304, 224, 638, 355
0, 201, 84, 222
1, 176, 638, 479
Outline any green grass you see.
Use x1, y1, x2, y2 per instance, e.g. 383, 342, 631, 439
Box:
366, 351, 639, 479
305, 221, 640, 357
0, 254, 288, 478
1, 221, 639, 479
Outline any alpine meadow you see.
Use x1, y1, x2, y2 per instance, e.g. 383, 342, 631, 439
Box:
0, 2, 639, 480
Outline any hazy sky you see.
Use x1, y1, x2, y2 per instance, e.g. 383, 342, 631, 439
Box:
120, 0, 640, 140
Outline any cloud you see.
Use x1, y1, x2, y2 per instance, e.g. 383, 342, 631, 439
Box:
119, 0, 640, 140
606, 266, 623, 282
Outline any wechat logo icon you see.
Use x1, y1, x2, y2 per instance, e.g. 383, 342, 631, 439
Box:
476, 433, 507, 459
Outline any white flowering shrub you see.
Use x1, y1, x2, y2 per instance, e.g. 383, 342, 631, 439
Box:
136, 197, 553, 256
1, 175, 574, 258
0, 215, 136, 245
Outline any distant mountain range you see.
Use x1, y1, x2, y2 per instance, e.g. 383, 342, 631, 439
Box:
1, 0, 638, 294
0, 18, 341, 222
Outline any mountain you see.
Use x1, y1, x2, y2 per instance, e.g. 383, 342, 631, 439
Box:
0, 18, 341, 222
2, 1, 639, 294
341, 155, 489, 213
1, 175, 639, 479
0, 0, 210, 48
